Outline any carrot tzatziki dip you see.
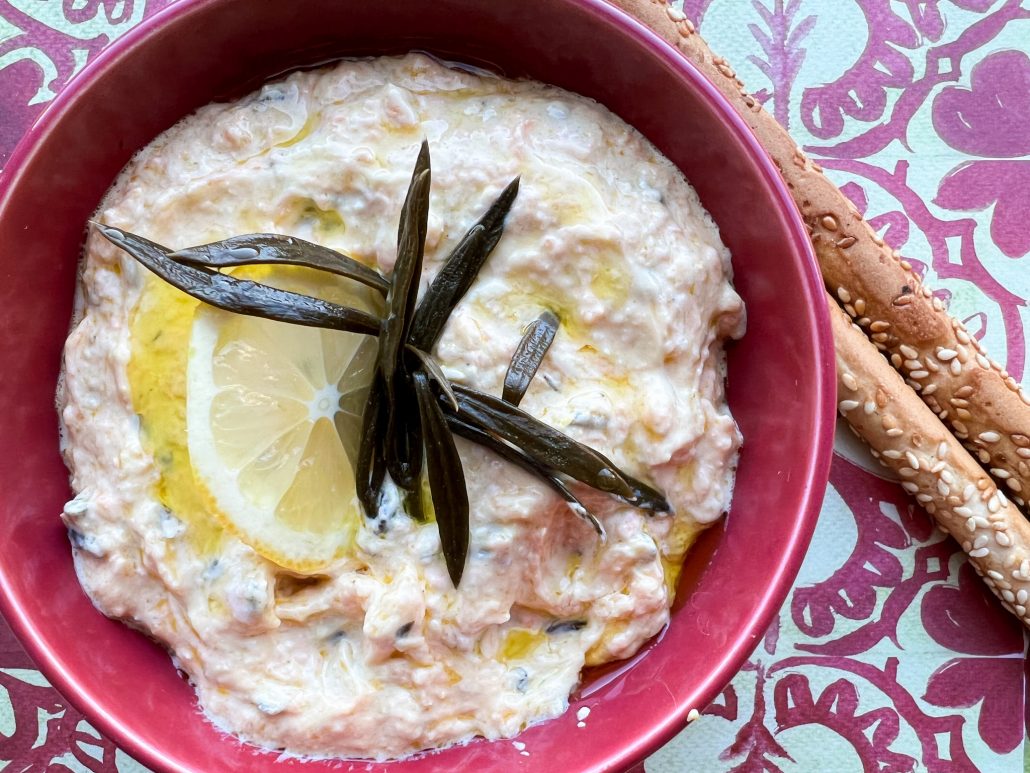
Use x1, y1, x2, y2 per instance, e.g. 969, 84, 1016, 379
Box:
58, 53, 744, 760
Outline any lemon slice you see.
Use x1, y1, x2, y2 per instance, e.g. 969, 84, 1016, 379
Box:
186, 267, 378, 572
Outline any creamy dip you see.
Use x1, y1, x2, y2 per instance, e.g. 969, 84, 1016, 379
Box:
59, 53, 744, 760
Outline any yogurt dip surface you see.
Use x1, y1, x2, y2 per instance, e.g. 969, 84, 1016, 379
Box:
59, 53, 744, 760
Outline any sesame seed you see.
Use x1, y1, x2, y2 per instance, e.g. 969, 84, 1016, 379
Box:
1022, 559, 1030, 577
978, 431, 1001, 443
839, 400, 859, 412
910, 370, 930, 380
1019, 448, 1030, 459
905, 451, 919, 469
687, 708, 700, 722
1008, 479, 1023, 493
952, 420, 968, 435
902, 482, 918, 494
965, 517, 977, 533
997, 532, 1013, 547
926, 360, 940, 373
900, 344, 918, 360
1017, 605, 1027, 616
904, 359, 922, 370
1013, 434, 1030, 448
937, 479, 950, 496
975, 517, 990, 528
916, 493, 933, 503
962, 484, 975, 500
841, 373, 858, 391
950, 359, 963, 376
871, 321, 890, 333
894, 295, 913, 306
926, 502, 937, 514
974, 535, 989, 550
930, 461, 946, 474
956, 328, 971, 344
858, 317, 871, 327
883, 449, 902, 459
887, 428, 904, 438
864, 401, 876, 414
988, 569, 1004, 580
941, 470, 956, 485
955, 386, 974, 398
978, 449, 991, 464
1002, 589, 1015, 602
1017, 589, 1027, 605
992, 468, 1011, 479
955, 506, 973, 518
836, 286, 850, 303
854, 299, 866, 315
666, 5, 687, 20
970, 547, 990, 558
976, 354, 991, 369
844, 303, 856, 317
936, 348, 957, 361
872, 332, 889, 343
899, 467, 917, 478
988, 495, 1001, 513
937, 442, 949, 459
823, 215, 839, 231
951, 398, 970, 408
932, 297, 944, 311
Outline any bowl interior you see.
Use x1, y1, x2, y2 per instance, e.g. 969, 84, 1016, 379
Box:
0, 0, 833, 770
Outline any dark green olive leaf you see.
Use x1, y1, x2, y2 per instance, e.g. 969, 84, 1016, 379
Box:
406, 345, 458, 411
384, 369, 424, 493
451, 385, 630, 497
451, 385, 670, 513
409, 176, 520, 350
94, 224, 381, 336
414, 370, 469, 587
378, 145, 431, 443
169, 233, 389, 294
445, 414, 605, 539
502, 310, 560, 406
356, 377, 388, 518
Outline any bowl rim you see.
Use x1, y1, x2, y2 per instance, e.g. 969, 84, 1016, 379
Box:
0, 0, 835, 770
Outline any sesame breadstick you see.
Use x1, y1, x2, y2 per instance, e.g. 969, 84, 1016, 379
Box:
830, 296, 1030, 624
615, 0, 1030, 507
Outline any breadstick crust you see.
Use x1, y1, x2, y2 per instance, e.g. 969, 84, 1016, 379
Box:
829, 296, 1030, 623
612, 0, 1030, 506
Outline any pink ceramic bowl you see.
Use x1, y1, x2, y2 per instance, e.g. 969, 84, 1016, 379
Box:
0, 1, 834, 770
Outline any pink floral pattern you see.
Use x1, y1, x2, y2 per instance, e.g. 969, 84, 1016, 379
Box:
934, 50, 1030, 258
0, 1, 1028, 771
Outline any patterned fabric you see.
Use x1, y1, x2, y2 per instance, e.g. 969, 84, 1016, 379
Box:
0, 1, 1026, 770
